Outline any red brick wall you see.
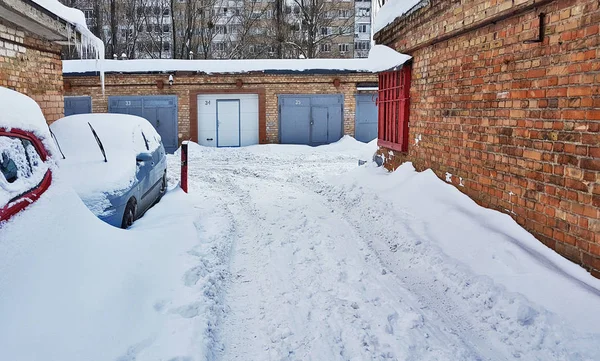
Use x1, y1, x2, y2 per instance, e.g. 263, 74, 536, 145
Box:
375, 0, 600, 276
0, 20, 64, 122
64, 72, 378, 144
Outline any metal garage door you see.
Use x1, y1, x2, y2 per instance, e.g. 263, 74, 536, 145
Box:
278, 94, 343, 146
355, 94, 378, 143
108, 96, 178, 153
64, 96, 91, 116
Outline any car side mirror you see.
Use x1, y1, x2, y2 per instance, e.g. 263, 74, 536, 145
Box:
136, 152, 153, 162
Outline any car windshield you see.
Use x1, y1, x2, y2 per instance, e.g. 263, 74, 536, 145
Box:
0, 135, 48, 207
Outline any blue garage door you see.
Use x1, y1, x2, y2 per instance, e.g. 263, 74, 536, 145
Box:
108, 96, 178, 153
355, 94, 378, 143
279, 94, 344, 146
64, 96, 92, 116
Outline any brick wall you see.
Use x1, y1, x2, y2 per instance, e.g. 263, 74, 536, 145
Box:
0, 19, 64, 122
374, 0, 600, 276
64, 72, 377, 143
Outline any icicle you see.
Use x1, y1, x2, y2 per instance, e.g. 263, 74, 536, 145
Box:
65, 24, 72, 54
73, 25, 105, 95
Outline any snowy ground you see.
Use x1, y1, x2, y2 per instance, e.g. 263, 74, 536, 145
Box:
163, 137, 600, 361
2, 137, 600, 361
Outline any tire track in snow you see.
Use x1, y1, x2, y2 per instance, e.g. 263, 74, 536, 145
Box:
187, 155, 485, 360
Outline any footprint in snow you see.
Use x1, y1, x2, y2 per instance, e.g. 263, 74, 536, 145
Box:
173, 302, 202, 319
183, 266, 205, 287
153, 300, 168, 312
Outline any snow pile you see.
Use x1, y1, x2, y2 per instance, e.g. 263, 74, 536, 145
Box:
63, 45, 410, 74
50, 114, 161, 204
0, 180, 205, 361
374, 0, 427, 34
328, 163, 600, 328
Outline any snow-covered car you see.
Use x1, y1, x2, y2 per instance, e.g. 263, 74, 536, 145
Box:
50, 114, 168, 228
0, 88, 54, 223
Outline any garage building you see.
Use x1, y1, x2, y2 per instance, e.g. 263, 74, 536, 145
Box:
62, 51, 409, 151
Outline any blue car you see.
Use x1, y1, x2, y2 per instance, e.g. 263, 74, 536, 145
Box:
50, 114, 168, 228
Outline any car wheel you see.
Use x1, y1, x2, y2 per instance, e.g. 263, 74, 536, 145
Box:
158, 172, 167, 200
121, 198, 137, 229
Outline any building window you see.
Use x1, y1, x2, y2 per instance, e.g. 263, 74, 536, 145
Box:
355, 41, 370, 50
378, 66, 412, 152
320, 43, 331, 52
357, 23, 369, 33
216, 25, 227, 34
338, 43, 349, 52
339, 9, 351, 18
357, 8, 370, 17
321, 27, 331, 36
214, 42, 226, 51
83, 9, 94, 21
338, 26, 352, 35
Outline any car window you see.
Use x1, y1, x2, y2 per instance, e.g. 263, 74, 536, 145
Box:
0, 135, 48, 206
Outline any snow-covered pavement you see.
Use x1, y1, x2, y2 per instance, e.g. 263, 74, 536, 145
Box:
166, 138, 600, 361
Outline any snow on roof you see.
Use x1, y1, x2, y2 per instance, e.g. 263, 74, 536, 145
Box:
30, 0, 104, 59
63, 45, 411, 75
373, 0, 428, 35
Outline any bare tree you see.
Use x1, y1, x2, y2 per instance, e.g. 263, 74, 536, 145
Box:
247, 0, 355, 59
288, 0, 355, 59
224, 0, 271, 59
138, 0, 172, 58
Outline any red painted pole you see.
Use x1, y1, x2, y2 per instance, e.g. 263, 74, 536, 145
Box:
181, 141, 188, 193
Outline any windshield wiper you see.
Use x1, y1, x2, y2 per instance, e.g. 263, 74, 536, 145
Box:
49, 128, 66, 159
88, 122, 107, 163
141, 131, 150, 151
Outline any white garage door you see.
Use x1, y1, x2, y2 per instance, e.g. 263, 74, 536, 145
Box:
197, 94, 259, 147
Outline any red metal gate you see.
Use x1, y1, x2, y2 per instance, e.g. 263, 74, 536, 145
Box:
377, 65, 411, 152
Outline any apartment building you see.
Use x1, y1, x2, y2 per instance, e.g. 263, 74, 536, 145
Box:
353, 0, 371, 58
60, 0, 374, 59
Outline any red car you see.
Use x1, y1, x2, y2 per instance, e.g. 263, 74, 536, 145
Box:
0, 87, 54, 223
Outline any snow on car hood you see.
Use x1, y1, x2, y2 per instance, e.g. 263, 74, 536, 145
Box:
50, 114, 161, 205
